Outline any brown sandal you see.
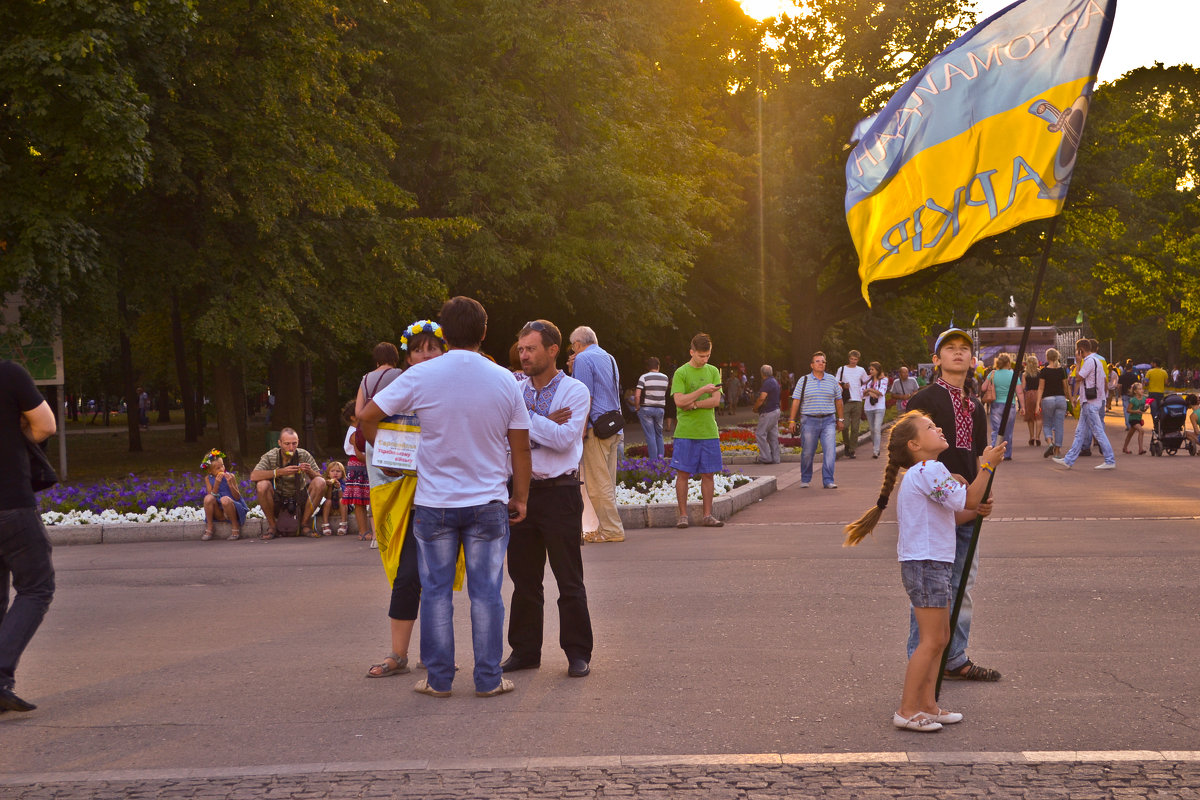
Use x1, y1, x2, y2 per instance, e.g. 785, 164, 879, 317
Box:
229, 528, 241, 541
943, 659, 1001, 681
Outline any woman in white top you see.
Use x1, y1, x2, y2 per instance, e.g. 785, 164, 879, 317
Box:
863, 361, 889, 459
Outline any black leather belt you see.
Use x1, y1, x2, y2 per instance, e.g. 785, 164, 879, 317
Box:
805, 413, 833, 418
530, 471, 581, 488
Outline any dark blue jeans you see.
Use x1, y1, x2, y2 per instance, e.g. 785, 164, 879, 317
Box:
0, 507, 56, 691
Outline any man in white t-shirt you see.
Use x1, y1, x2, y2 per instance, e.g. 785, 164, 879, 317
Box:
359, 296, 532, 699
1053, 337, 1116, 469
837, 350, 869, 459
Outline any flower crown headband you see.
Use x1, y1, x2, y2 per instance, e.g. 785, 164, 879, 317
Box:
400, 319, 445, 351
200, 448, 228, 469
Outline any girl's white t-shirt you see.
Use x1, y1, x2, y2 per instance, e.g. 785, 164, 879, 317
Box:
864, 376, 889, 412
896, 460, 967, 563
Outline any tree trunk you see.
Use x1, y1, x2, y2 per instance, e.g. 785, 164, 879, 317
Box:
301, 359, 317, 456
324, 356, 342, 450
788, 283, 827, 377
117, 290, 143, 453
157, 387, 171, 423
1167, 298, 1182, 372
268, 350, 303, 431
212, 360, 242, 456
195, 349, 206, 435
233, 362, 250, 459
171, 291, 198, 442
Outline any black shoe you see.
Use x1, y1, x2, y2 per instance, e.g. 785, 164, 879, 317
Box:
500, 654, 540, 673
567, 658, 591, 678
1043, 444, 1055, 459
0, 688, 36, 712
1080, 448, 1092, 457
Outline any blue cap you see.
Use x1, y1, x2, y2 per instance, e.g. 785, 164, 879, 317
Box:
933, 327, 973, 354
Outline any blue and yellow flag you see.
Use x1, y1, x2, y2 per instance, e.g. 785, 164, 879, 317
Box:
845, 0, 1116, 304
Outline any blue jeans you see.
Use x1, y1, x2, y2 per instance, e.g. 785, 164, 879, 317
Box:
799, 415, 836, 486
1063, 401, 1115, 466
637, 407, 665, 460
413, 502, 510, 693
1040, 395, 1067, 447
988, 402, 1016, 453
908, 520, 975, 672
0, 508, 56, 691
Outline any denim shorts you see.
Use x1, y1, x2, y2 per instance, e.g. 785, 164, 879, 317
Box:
669, 437, 723, 475
900, 560, 952, 608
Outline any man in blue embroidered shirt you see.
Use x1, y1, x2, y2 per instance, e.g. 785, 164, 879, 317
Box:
502, 320, 594, 678
569, 326, 625, 544
785, 352, 845, 489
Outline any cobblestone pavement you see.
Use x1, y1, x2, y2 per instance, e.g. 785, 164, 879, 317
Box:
6, 754, 1200, 799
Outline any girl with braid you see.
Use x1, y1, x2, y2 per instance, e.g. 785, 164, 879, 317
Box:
844, 411, 1005, 732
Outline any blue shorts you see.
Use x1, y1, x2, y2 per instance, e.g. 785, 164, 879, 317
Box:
670, 437, 723, 476
900, 560, 952, 608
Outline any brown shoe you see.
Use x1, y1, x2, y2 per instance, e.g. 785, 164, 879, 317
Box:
701, 515, 724, 528
582, 530, 603, 543
414, 679, 451, 698
597, 531, 625, 543
676, 515, 689, 529
476, 678, 515, 697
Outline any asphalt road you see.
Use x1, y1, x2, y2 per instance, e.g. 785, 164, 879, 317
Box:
3, 411, 1199, 793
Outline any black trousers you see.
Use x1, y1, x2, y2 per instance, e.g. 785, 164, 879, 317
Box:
506, 484, 593, 661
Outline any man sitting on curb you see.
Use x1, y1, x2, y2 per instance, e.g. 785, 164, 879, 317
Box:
250, 427, 326, 539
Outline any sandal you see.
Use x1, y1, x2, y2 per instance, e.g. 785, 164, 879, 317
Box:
943, 659, 1001, 682
201, 529, 213, 541
229, 528, 241, 541
337, 522, 348, 536
701, 515, 724, 528
305, 526, 320, 538
366, 653, 410, 678
321, 523, 332, 536
261, 529, 275, 541
676, 515, 689, 529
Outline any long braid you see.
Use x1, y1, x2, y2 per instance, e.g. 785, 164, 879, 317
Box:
843, 411, 925, 547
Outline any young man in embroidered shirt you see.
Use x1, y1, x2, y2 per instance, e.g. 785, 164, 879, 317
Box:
905, 328, 1001, 682
670, 333, 724, 528
501, 320, 595, 678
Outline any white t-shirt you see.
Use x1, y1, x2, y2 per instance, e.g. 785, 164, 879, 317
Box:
371, 350, 530, 508
838, 365, 870, 402
343, 426, 357, 458
864, 376, 889, 412
896, 460, 967, 563
1077, 353, 1107, 407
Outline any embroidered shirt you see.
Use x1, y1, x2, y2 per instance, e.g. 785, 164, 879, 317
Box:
896, 460, 966, 563
936, 377, 973, 450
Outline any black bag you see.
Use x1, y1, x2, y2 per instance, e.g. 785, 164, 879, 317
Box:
838, 367, 851, 403
1083, 357, 1099, 400
26, 439, 58, 493
592, 409, 624, 439
591, 355, 625, 439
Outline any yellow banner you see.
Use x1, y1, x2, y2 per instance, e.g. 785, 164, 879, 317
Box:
371, 477, 463, 591
849, 77, 1091, 303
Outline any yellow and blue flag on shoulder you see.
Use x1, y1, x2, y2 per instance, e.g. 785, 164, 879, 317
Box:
846, 0, 1116, 305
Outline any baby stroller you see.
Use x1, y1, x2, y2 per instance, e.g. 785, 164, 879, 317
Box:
1149, 393, 1195, 456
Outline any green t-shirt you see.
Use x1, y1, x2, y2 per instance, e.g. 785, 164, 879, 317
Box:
671, 362, 721, 440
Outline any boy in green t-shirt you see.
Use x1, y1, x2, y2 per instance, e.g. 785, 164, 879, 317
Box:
670, 333, 724, 529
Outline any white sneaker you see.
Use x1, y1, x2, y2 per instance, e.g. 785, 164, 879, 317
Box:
1051, 457, 1071, 469
1094, 462, 1116, 470
799, 482, 810, 488
893, 711, 942, 732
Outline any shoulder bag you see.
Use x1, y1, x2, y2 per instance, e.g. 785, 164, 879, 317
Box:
837, 367, 851, 403
27, 439, 58, 493
591, 356, 625, 439
981, 371, 996, 403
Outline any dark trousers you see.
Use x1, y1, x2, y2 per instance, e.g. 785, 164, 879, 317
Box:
506, 484, 593, 662
0, 507, 56, 690
388, 517, 421, 621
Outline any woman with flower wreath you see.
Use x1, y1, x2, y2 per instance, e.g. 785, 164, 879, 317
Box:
200, 449, 248, 540
356, 322, 448, 678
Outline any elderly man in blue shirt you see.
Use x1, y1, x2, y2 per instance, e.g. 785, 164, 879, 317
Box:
785, 351, 845, 489
568, 326, 625, 544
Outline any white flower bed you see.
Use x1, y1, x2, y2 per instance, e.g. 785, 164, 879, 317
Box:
42, 478, 751, 526
42, 505, 266, 527
614, 473, 747, 506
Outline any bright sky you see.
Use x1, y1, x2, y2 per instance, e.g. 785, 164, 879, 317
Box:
739, 1, 1197, 84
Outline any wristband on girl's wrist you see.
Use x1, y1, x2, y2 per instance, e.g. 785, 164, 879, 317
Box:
981, 464, 995, 474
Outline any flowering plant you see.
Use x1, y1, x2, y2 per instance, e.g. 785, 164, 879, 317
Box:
400, 319, 445, 351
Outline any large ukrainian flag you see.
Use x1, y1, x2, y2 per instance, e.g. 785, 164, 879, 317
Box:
846, 0, 1116, 304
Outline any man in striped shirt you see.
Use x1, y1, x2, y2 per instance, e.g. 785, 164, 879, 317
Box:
634, 358, 669, 460
785, 352, 845, 489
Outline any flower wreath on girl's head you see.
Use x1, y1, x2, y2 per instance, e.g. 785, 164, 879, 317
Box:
200, 448, 228, 470
400, 319, 445, 351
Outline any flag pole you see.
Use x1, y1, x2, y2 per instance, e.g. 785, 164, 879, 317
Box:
935, 214, 1059, 698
